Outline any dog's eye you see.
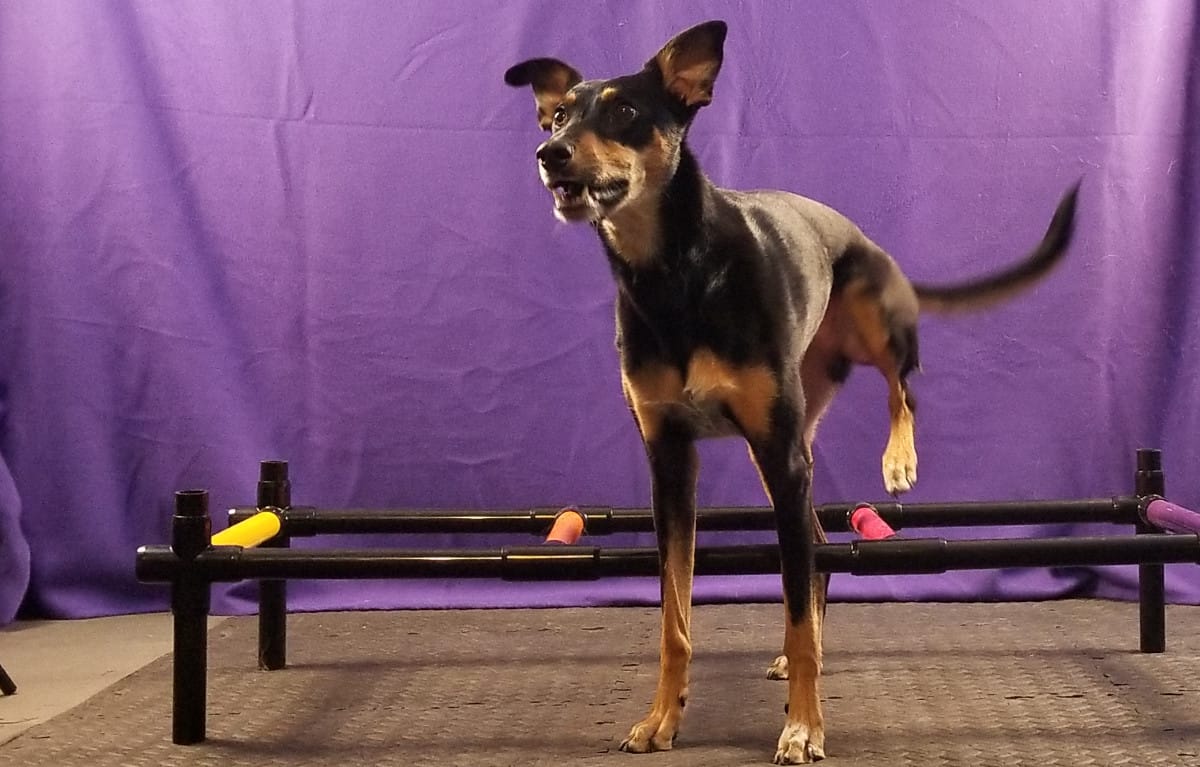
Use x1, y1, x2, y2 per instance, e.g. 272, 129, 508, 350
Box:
551, 106, 568, 128
611, 103, 638, 127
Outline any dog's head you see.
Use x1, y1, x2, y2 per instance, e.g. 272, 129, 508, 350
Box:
504, 21, 726, 223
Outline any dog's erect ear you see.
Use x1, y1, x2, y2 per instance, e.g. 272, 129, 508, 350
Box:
504, 58, 584, 131
648, 20, 727, 109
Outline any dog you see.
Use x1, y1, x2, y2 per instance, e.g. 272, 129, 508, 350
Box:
505, 20, 1077, 763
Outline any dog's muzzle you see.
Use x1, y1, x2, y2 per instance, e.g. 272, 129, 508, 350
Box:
536, 140, 630, 220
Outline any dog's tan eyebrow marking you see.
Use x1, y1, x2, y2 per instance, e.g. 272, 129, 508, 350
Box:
600, 86, 620, 100
562, 91, 577, 106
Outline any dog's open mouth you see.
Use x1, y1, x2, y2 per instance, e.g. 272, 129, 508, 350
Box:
550, 179, 630, 217
551, 181, 586, 210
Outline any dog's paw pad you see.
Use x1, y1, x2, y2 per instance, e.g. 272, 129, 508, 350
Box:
765, 654, 789, 680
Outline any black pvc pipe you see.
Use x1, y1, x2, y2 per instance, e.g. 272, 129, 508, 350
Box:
256, 461, 290, 671
170, 490, 211, 746
137, 532, 1200, 583
1135, 448, 1166, 653
227, 497, 1141, 537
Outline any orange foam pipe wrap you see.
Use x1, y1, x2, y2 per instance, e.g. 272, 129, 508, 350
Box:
544, 508, 585, 545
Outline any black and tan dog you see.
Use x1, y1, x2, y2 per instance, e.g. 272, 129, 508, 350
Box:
505, 20, 1076, 764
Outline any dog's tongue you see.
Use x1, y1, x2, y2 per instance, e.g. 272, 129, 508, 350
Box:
553, 183, 584, 203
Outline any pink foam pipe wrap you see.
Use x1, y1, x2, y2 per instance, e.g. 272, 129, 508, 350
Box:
1144, 498, 1200, 535
849, 505, 897, 540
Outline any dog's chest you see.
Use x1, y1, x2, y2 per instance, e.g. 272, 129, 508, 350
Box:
622, 347, 776, 441
616, 256, 779, 441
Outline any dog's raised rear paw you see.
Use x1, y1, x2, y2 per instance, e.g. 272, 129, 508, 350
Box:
765, 654, 788, 680
773, 721, 825, 763
882, 450, 917, 495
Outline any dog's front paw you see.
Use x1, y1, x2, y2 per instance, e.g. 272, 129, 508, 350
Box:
624, 715, 681, 753
765, 654, 788, 680
773, 720, 825, 764
620, 713, 678, 753
882, 447, 917, 495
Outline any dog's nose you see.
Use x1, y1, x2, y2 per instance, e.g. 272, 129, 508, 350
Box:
536, 142, 573, 171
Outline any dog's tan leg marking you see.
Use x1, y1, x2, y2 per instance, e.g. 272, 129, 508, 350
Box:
844, 286, 917, 495
685, 348, 778, 439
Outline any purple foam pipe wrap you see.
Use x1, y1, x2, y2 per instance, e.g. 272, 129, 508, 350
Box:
1144, 499, 1200, 535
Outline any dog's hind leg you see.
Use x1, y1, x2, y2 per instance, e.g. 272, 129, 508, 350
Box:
767, 352, 842, 681
843, 280, 920, 495
764, 527, 828, 683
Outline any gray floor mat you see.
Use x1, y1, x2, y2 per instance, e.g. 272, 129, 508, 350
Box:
3, 601, 1198, 766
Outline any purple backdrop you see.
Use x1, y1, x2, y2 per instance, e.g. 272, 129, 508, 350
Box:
0, 1, 1197, 624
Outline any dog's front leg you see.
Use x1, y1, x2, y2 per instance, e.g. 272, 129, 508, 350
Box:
620, 423, 699, 753
749, 402, 825, 764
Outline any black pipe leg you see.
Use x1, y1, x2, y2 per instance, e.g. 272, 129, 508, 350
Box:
172, 575, 210, 744
1135, 448, 1166, 653
258, 579, 287, 670
171, 490, 213, 744
257, 460, 291, 670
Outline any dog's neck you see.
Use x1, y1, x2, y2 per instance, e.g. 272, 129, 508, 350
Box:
596, 144, 709, 273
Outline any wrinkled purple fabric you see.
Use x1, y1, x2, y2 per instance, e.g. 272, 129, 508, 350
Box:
0, 1, 1196, 623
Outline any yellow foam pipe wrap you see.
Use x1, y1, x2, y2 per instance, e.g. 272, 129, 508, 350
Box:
211, 510, 282, 549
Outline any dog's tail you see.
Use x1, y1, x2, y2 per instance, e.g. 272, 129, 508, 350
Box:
913, 182, 1079, 314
